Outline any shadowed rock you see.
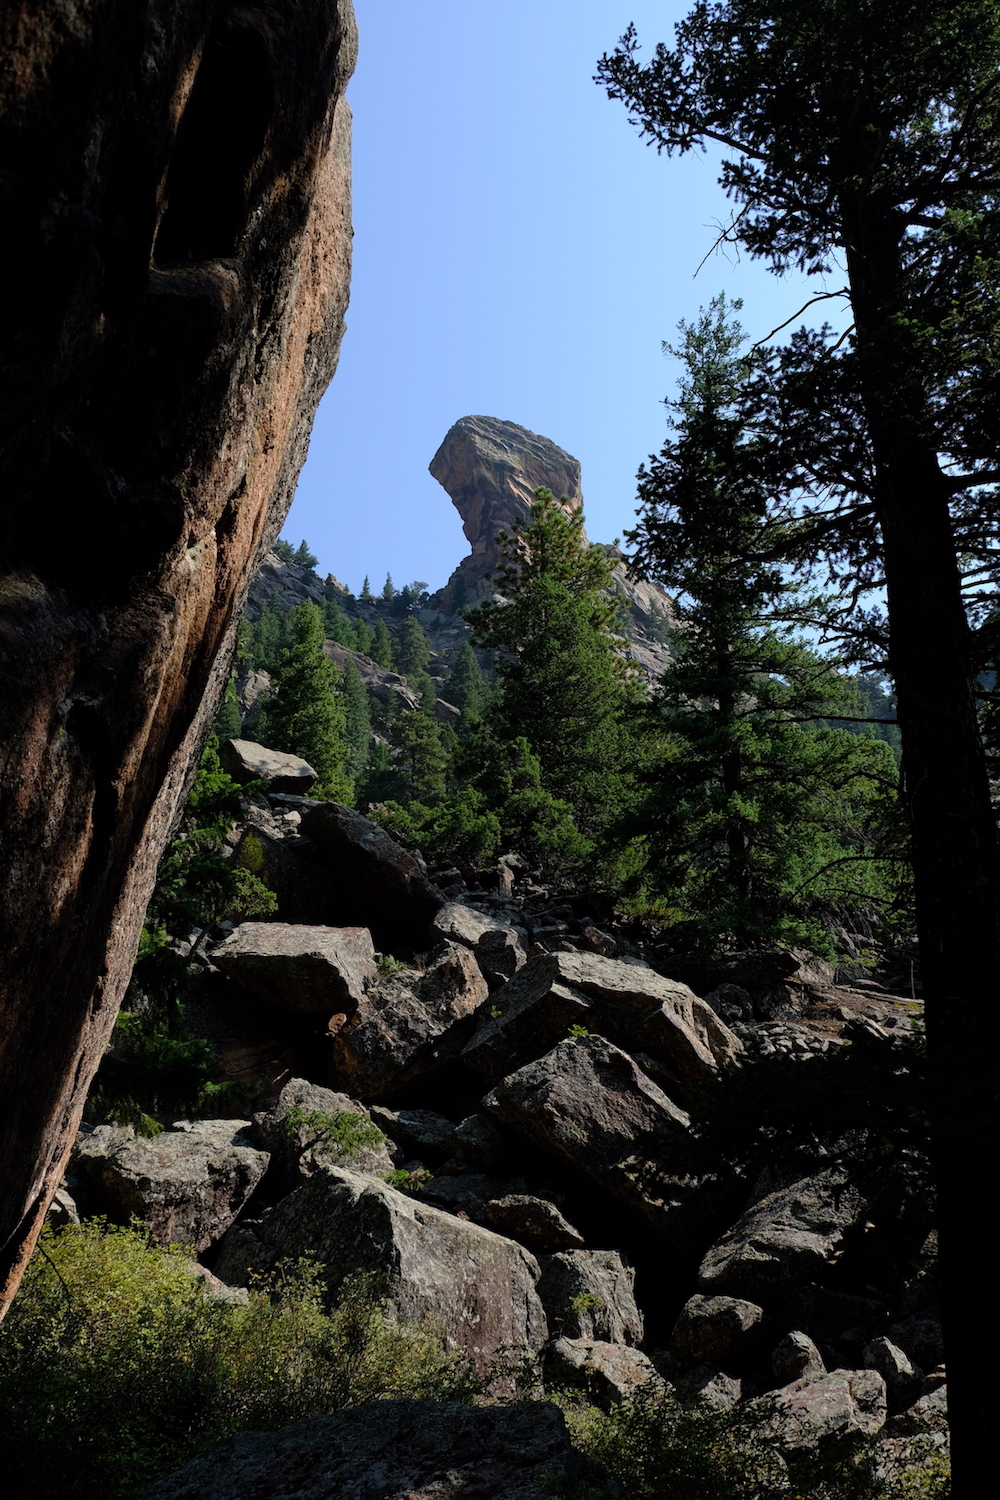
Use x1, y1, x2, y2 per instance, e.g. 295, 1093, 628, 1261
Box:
219, 739, 317, 794
212, 923, 376, 1013
301, 803, 444, 948
0, 0, 356, 1312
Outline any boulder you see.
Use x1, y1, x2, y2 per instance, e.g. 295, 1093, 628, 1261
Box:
72, 1120, 269, 1252
863, 1336, 924, 1407
698, 1170, 865, 1303
368, 1107, 457, 1164
329, 942, 489, 1100
142, 1399, 598, 1500
754, 1368, 887, 1452
301, 803, 444, 947
430, 902, 527, 985
215, 1166, 547, 1376
431, 902, 507, 948
452, 1111, 516, 1172
483, 1035, 691, 1238
681, 1364, 743, 1408
670, 1293, 766, 1365
248, 1079, 395, 1191
547, 1337, 663, 1407
770, 1330, 827, 1386
211, 923, 375, 1013
464, 950, 740, 1091
323, 641, 421, 712
537, 1249, 644, 1345
480, 1195, 585, 1253
219, 739, 317, 794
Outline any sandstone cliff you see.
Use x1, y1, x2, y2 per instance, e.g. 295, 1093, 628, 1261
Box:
0, 0, 356, 1316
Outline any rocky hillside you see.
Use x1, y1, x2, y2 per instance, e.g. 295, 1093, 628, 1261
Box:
62, 756, 945, 1492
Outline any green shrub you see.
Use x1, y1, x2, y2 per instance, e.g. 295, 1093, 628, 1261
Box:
0, 1222, 474, 1500
282, 1106, 387, 1162
560, 1385, 950, 1500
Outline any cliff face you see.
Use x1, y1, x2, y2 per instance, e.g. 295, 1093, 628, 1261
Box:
0, 0, 356, 1314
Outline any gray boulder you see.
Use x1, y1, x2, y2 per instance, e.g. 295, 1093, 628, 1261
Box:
301, 802, 444, 946
698, 1169, 865, 1302
770, 1330, 827, 1386
483, 1035, 690, 1237
537, 1249, 644, 1345
670, 1293, 766, 1365
72, 1120, 269, 1252
480, 1194, 585, 1253
431, 904, 527, 985
863, 1335, 924, 1407
547, 1337, 664, 1407
464, 949, 740, 1091
211, 923, 375, 1013
141, 1399, 599, 1500
248, 1079, 394, 1191
330, 942, 489, 1099
219, 738, 318, 793
754, 1368, 887, 1452
368, 1106, 456, 1163
215, 1166, 547, 1376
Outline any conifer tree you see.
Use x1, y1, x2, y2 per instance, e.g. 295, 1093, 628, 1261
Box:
363, 617, 390, 668
381, 573, 396, 603
360, 575, 373, 602
354, 618, 377, 659
251, 591, 286, 671
261, 602, 352, 801
395, 617, 435, 707
445, 641, 490, 731
466, 490, 639, 838
341, 659, 372, 783
628, 299, 904, 952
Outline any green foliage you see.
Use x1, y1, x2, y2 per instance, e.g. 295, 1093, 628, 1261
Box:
247, 591, 287, 671
382, 1167, 433, 1195
466, 491, 640, 842
260, 602, 352, 802
445, 640, 491, 731
381, 572, 396, 602
370, 617, 394, 668
0, 1223, 474, 1500
560, 1384, 948, 1500
360, 574, 373, 601
211, 670, 243, 741
282, 1106, 386, 1162
568, 1292, 602, 1315
341, 658, 373, 781
625, 299, 908, 952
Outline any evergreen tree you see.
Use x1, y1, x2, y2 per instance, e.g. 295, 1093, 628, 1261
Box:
444, 641, 490, 731
381, 573, 396, 603
627, 300, 904, 952
322, 595, 357, 649
261, 602, 352, 801
250, 591, 286, 671
465, 490, 639, 838
341, 659, 372, 783
397, 713, 449, 804
395, 617, 435, 707
369, 618, 393, 668
212, 671, 243, 741
360, 575, 373, 602
354, 618, 377, 659
293, 539, 319, 569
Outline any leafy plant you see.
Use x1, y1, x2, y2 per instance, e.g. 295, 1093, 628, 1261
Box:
383, 1168, 434, 1195
0, 1222, 474, 1500
282, 1107, 386, 1164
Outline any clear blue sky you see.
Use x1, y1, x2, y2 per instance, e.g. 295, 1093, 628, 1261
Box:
284, 1, 848, 594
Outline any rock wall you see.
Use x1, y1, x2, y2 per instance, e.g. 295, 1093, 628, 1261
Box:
0, 0, 357, 1315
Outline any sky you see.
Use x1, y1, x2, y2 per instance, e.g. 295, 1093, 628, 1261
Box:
284, 1, 848, 595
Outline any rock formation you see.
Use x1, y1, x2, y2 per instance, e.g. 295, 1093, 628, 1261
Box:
428, 414, 677, 681
0, 0, 357, 1316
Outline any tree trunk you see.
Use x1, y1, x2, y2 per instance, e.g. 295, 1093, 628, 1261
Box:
846, 218, 1000, 1490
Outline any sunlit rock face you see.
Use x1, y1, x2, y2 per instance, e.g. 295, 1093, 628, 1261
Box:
0, 0, 357, 1315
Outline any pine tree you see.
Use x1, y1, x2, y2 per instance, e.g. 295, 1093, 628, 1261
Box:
250, 591, 286, 671
212, 671, 243, 741
360, 575, 373, 602
381, 573, 396, 603
261, 602, 352, 801
628, 299, 904, 952
370, 618, 393, 669
465, 490, 639, 838
341, 659, 372, 783
395, 617, 435, 707
444, 641, 490, 732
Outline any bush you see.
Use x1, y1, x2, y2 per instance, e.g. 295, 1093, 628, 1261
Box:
0, 1222, 475, 1500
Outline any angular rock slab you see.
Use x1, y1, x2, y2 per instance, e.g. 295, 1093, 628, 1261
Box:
464, 949, 740, 1090
301, 803, 444, 947
670, 1293, 766, 1365
537, 1249, 644, 1346
212, 922, 375, 1013
248, 1078, 395, 1193
219, 739, 317, 794
698, 1170, 864, 1303
547, 1337, 664, 1407
215, 1166, 547, 1375
484, 1035, 690, 1239
330, 941, 489, 1100
480, 1194, 585, 1253
142, 1399, 598, 1500
754, 1368, 887, 1452
72, 1120, 269, 1252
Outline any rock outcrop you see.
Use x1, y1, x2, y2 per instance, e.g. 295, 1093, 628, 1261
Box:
0, 0, 357, 1314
